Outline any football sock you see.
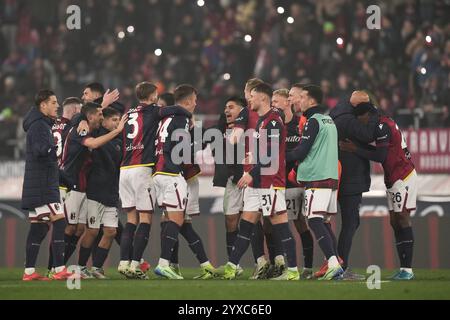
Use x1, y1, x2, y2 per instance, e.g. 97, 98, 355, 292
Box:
308, 218, 335, 260
51, 219, 66, 268
324, 222, 338, 256
300, 230, 314, 269
25, 223, 49, 268
160, 221, 167, 251
180, 223, 208, 264
170, 240, 179, 264
78, 246, 92, 267
160, 221, 180, 261
265, 229, 276, 264
64, 234, 79, 264
92, 247, 109, 268
91, 226, 103, 259
226, 230, 238, 259
230, 219, 254, 266
396, 226, 414, 269
132, 223, 151, 262
250, 220, 265, 263
115, 220, 123, 245
120, 223, 136, 261
272, 223, 297, 269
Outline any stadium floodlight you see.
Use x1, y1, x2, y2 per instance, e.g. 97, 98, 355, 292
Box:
287, 17, 294, 24
277, 7, 285, 14
155, 48, 163, 57
420, 67, 427, 75
223, 73, 231, 81
118, 31, 125, 39
197, 0, 205, 7
244, 34, 252, 42
127, 25, 135, 33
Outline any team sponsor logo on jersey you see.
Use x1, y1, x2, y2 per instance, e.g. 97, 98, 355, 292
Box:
126, 142, 144, 152
286, 136, 301, 143
52, 123, 67, 131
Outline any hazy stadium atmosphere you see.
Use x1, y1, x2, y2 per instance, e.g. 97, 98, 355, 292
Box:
0, 0, 449, 301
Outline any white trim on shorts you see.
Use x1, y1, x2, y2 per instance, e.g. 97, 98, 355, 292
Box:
29, 203, 64, 222
387, 170, 418, 213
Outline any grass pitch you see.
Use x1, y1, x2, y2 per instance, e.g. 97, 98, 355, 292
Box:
1, 268, 449, 300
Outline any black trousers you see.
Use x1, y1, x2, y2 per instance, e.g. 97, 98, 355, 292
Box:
337, 193, 362, 269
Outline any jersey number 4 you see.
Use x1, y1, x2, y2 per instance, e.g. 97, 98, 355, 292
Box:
156, 118, 173, 144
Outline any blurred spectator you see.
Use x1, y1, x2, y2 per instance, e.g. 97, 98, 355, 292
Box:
0, 0, 449, 160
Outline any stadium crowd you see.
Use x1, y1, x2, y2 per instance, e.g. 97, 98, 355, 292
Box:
0, 0, 449, 158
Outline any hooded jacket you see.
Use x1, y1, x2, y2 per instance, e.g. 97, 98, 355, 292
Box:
21, 107, 60, 210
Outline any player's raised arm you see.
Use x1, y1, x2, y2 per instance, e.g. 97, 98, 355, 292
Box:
83, 113, 126, 150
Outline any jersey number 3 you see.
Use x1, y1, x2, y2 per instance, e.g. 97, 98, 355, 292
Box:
127, 113, 139, 139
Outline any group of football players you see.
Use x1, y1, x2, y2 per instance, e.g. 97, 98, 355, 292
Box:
21, 77, 417, 281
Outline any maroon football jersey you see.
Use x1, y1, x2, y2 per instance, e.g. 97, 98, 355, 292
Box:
52, 117, 71, 167
154, 114, 191, 175
248, 109, 286, 189
376, 116, 415, 188
234, 106, 260, 173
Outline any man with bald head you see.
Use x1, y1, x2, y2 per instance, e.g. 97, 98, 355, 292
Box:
327, 90, 378, 280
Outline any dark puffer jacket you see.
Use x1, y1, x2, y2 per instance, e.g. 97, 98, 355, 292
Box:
329, 101, 378, 196
21, 107, 60, 210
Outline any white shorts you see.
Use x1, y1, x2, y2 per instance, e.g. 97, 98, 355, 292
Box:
87, 199, 119, 229
119, 167, 155, 212
64, 190, 88, 225
286, 188, 304, 220
223, 177, 243, 216
304, 188, 337, 219
29, 203, 64, 222
185, 176, 200, 217
243, 186, 286, 217
153, 174, 187, 212
387, 170, 418, 213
